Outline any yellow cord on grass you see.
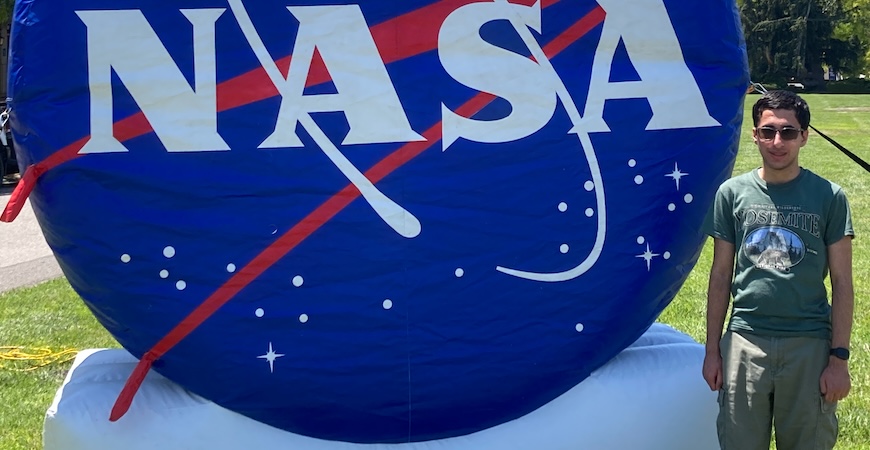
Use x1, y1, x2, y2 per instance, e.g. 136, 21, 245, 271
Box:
0, 346, 79, 371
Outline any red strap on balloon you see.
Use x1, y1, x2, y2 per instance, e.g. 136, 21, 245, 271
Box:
109, 351, 159, 421
0, 137, 90, 222
1, 164, 43, 222
108, 4, 606, 421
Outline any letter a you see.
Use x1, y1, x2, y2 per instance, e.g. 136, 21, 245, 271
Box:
260, 5, 424, 148
579, 0, 720, 133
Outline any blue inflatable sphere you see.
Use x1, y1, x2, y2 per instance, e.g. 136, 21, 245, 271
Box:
7, 0, 748, 443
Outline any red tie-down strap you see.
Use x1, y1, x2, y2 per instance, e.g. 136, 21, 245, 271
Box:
1, 163, 45, 222
0, 137, 89, 222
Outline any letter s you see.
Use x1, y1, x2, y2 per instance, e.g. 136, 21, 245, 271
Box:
438, 1, 557, 151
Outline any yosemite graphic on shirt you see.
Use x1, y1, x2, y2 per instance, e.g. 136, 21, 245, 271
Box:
737, 204, 819, 272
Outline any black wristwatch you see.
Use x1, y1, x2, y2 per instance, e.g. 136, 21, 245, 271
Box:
830, 347, 850, 361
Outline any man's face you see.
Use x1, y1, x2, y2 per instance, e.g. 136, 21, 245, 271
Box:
752, 108, 807, 176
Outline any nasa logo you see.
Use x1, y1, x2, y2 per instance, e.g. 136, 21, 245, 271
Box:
7, 0, 748, 443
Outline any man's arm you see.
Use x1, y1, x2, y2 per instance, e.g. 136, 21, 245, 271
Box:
820, 235, 854, 403
702, 238, 735, 391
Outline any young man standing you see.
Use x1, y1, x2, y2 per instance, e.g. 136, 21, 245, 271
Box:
703, 90, 854, 449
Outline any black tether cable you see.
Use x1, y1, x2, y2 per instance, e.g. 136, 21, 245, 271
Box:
808, 125, 870, 174
750, 82, 870, 174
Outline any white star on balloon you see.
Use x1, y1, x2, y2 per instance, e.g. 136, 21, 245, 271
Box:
257, 342, 285, 373
635, 244, 661, 271
665, 162, 688, 191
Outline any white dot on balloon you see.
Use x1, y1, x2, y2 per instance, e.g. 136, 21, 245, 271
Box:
299, 314, 309, 323
558, 202, 568, 212
634, 175, 644, 185
292, 276, 304, 287
176, 280, 186, 291
255, 308, 265, 318
575, 323, 585, 333
227, 263, 236, 273
560, 244, 569, 254
668, 203, 677, 212
163, 246, 176, 258
664, 252, 672, 260
637, 236, 645, 245
120, 254, 131, 263
584, 181, 595, 191
684, 194, 694, 204
455, 268, 465, 278
585, 208, 594, 217
159, 269, 169, 279
383, 299, 393, 310
628, 159, 637, 168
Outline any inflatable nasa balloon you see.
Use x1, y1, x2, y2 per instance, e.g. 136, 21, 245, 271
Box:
5, 0, 747, 443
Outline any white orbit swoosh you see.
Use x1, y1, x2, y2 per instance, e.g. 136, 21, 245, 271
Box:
494, 0, 606, 282
227, 0, 421, 239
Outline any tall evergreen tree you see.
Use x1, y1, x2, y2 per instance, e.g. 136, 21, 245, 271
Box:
740, 0, 861, 85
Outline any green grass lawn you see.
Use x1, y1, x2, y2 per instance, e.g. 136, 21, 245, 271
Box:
2, 94, 870, 449
0, 279, 118, 449
660, 93, 870, 449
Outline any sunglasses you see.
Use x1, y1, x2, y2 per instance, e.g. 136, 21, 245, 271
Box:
755, 126, 804, 141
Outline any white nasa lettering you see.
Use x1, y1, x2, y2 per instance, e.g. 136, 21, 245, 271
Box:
438, 1, 557, 151
579, 0, 720, 133
76, 9, 229, 154
260, 5, 424, 148
76, 2, 717, 155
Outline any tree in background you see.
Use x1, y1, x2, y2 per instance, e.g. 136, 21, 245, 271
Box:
740, 0, 868, 85
834, 0, 870, 76
0, 0, 12, 27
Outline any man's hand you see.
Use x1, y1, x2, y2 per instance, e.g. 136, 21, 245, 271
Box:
820, 358, 851, 403
702, 350, 723, 391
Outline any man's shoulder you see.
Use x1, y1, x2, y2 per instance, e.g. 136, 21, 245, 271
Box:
799, 168, 846, 196
718, 170, 757, 192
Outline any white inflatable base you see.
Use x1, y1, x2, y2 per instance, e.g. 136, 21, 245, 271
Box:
44, 323, 718, 450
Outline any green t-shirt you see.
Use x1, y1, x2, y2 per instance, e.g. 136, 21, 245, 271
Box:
707, 168, 854, 339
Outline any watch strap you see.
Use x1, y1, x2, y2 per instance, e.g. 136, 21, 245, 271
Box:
830, 347, 850, 361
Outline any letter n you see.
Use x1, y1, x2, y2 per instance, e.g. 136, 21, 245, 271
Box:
76, 9, 229, 153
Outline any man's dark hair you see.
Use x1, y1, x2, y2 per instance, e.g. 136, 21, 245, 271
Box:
752, 90, 811, 129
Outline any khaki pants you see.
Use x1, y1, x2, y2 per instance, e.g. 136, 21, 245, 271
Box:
717, 331, 838, 450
